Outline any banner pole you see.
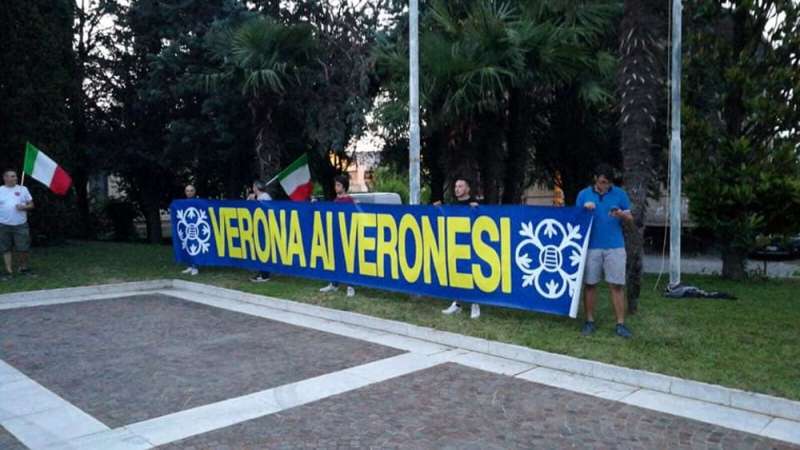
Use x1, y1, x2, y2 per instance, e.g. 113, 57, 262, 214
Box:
20, 171, 25, 186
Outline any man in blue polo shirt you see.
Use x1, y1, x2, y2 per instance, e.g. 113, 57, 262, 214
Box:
575, 164, 634, 338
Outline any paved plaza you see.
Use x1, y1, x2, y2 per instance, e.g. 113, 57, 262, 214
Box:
1, 281, 799, 449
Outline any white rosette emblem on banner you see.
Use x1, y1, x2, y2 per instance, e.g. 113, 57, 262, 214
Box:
175, 207, 211, 256
515, 220, 586, 303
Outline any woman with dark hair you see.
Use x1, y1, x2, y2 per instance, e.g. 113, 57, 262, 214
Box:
319, 175, 356, 296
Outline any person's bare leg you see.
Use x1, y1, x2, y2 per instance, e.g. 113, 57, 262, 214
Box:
609, 284, 626, 324
583, 284, 597, 322
16, 252, 29, 271
3, 252, 12, 274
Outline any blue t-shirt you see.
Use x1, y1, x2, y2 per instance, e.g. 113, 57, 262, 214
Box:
575, 186, 631, 249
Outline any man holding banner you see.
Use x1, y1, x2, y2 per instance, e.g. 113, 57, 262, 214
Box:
437, 177, 482, 319
319, 175, 356, 297
576, 164, 634, 338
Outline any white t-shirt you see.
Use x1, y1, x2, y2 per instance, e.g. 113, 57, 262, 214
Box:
0, 185, 33, 226
256, 192, 271, 201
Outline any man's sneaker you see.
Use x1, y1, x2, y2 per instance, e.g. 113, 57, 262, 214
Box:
615, 323, 633, 339
250, 274, 270, 283
17, 268, 32, 276
470, 303, 481, 319
189, 267, 199, 276
0, 273, 10, 282
346, 286, 355, 297
581, 321, 596, 336
442, 302, 462, 315
320, 283, 338, 293
181, 267, 193, 274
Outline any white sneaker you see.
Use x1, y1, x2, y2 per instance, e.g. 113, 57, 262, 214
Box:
442, 302, 462, 315
181, 267, 193, 274
320, 283, 338, 293
346, 286, 355, 297
470, 303, 481, 319
189, 267, 199, 276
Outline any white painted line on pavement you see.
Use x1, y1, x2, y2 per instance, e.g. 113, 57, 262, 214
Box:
0, 360, 109, 449
516, 366, 639, 401
123, 350, 462, 447
620, 389, 774, 436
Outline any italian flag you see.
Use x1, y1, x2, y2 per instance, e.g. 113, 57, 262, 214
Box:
277, 154, 313, 201
23, 142, 73, 195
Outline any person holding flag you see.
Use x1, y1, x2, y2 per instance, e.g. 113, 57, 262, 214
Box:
249, 179, 272, 283
0, 170, 34, 279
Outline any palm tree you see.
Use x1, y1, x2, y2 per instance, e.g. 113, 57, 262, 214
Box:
616, 0, 666, 311
375, 0, 619, 203
205, 16, 317, 178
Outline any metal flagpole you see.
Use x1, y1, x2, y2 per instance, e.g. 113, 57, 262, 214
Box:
669, 0, 683, 287
408, 0, 421, 205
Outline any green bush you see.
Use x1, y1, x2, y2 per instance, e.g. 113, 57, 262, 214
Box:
370, 167, 430, 205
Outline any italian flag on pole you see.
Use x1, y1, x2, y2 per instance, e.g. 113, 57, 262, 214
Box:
23, 142, 73, 195
277, 154, 313, 201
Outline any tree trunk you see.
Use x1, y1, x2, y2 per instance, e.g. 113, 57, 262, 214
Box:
423, 129, 446, 203
623, 221, 643, 310
618, 0, 665, 312
142, 201, 162, 244
74, 169, 92, 238
721, 246, 747, 280
502, 89, 529, 204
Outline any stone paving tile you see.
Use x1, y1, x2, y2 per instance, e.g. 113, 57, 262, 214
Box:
0, 294, 402, 428
0, 426, 27, 450
159, 363, 799, 450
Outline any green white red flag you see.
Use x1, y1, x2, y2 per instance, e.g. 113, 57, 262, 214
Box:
277, 154, 313, 201
23, 142, 72, 195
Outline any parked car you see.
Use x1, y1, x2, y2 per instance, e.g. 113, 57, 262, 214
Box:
750, 234, 800, 260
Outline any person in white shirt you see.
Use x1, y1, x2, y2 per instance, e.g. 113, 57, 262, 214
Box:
248, 179, 271, 283
0, 170, 34, 279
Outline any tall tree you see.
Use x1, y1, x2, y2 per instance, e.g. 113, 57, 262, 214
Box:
205, 1, 396, 199
375, 0, 619, 203
72, 0, 121, 237
616, 0, 667, 310
683, 0, 800, 279
0, 0, 76, 240
108, 0, 230, 242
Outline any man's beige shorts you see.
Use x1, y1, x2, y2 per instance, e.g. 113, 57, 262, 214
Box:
584, 248, 626, 286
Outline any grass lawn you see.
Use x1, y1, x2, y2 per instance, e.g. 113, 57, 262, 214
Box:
2, 240, 799, 401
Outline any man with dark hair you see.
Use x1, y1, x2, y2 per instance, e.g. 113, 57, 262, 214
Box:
576, 164, 634, 338
332, 175, 354, 204
320, 174, 356, 296
0, 170, 34, 280
437, 176, 481, 319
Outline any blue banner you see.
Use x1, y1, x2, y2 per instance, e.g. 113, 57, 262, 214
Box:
171, 200, 593, 317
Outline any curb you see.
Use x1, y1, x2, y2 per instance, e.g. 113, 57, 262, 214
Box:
0, 279, 171, 304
